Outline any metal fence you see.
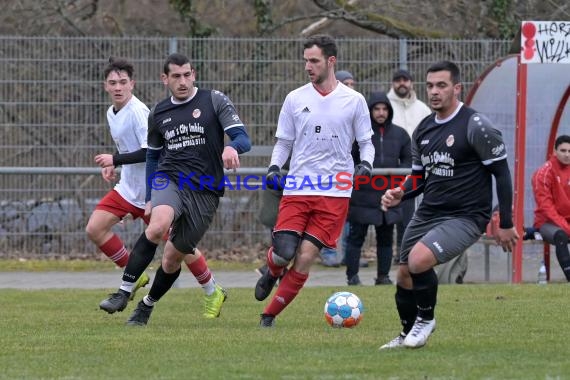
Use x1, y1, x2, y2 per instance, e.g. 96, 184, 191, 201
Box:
0, 36, 512, 257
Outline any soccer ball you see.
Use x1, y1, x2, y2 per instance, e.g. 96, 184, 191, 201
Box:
324, 291, 363, 328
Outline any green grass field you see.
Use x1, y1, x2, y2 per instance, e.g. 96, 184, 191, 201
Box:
1, 283, 568, 379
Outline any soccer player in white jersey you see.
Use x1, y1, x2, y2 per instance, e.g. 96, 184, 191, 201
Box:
255, 35, 375, 327
88, 58, 221, 314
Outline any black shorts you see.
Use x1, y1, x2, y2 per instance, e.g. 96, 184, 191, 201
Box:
152, 181, 219, 253
400, 215, 481, 264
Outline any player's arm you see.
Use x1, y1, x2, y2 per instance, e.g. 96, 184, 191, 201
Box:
115, 102, 150, 166
112, 149, 147, 166
266, 138, 293, 190
468, 113, 519, 250
486, 160, 513, 228
468, 113, 513, 228
266, 95, 295, 189
355, 138, 373, 177
353, 94, 374, 173
211, 90, 251, 170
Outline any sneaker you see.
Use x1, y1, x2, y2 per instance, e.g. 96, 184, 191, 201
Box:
403, 317, 436, 348
255, 270, 279, 301
99, 290, 129, 314
374, 275, 393, 285
130, 272, 150, 301
379, 333, 406, 350
203, 285, 228, 319
259, 313, 275, 328
347, 274, 362, 286
126, 300, 153, 326
359, 259, 369, 268
255, 265, 288, 285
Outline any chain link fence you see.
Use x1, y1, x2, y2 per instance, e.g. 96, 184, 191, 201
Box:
0, 36, 512, 258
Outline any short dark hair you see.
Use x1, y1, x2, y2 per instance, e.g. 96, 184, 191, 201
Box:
426, 61, 461, 84
104, 57, 134, 80
555, 135, 570, 149
303, 34, 337, 59
163, 53, 191, 75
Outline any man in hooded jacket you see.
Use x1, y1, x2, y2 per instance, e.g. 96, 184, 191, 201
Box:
345, 91, 412, 285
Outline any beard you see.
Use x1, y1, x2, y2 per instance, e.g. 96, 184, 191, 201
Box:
395, 85, 410, 98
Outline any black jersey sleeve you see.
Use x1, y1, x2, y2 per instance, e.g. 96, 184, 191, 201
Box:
467, 113, 507, 165
147, 105, 164, 150
210, 90, 251, 154
113, 148, 147, 166
210, 90, 245, 130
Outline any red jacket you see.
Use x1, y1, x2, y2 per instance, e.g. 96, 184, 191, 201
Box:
532, 155, 570, 235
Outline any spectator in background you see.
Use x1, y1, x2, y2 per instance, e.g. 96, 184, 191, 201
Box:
387, 69, 432, 264
388, 69, 431, 137
532, 134, 570, 282
345, 91, 411, 285
335, 70, 355, 89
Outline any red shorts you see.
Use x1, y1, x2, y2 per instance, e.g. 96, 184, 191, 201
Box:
95, 190, 150, 225
274, 195, 349, 248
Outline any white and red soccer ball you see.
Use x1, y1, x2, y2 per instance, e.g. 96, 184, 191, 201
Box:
324, 291, 363, 328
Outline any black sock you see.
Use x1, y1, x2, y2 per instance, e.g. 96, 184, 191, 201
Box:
410, 268, 438, 320
148, 265, 181, 302
122, 232, 158, 284
395, 285, 417, 335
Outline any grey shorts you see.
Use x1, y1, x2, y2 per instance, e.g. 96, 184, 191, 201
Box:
152, 181, 219, 253
400, 215, 481, 264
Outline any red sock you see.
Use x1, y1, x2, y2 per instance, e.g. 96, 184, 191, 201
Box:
266, 247, 286, 277
263, 268, 308, 317
99, 234, 129, 267
185, 254, 211, 285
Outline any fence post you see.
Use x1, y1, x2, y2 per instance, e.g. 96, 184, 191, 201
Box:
398, 38, 408, 69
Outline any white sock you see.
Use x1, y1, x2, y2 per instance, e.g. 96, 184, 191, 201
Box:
142, 295, 155, 307
119, 281, 135, 294
202, 278, 216, 296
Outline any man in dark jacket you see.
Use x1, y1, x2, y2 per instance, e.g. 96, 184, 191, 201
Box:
345, 91, 412, 285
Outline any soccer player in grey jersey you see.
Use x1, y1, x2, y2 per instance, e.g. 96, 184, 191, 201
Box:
380, 61, 519, 349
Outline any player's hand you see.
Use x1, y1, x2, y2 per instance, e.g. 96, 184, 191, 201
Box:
222, 146, 240, 171
381, 187, 404, 211
354, 160, 372, 179
266, 165, 284, 190
495, 227, 520, 252
95, 153, 114, 168
144, 201, 152, 217
101, 166, 116, 182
